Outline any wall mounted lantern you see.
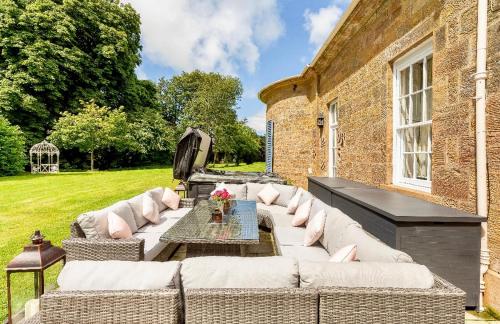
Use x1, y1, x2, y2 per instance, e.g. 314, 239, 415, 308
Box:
317, 112, 325, 127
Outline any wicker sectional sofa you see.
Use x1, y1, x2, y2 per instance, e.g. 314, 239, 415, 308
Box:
51, 183, 466, 324
64, 187, 195, 262
222, 182, 414, 264
26, 256, 465, 324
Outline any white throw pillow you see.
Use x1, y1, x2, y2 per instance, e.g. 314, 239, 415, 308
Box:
304, 209, 326, 246
107, 211, 132, 239
330, 244, 357, 262
143, 193, 160, 224
162, 187, 181, 210
287, 188, 303, 214
291, 198, 312, 226
257, 183, 280, 206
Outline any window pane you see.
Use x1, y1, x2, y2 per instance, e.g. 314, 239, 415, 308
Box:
400, 67, 410, 96
415, 125, 430, 152
403, 154, 414, 178
403, 128, 414, 152
425, 89, 432, 120
400, 97, 410, 125
330, 104, 337, 124
416, 153, 428, 180
412, 92, 423, 123
412, 61, 423, 91
426, 56, 433, 86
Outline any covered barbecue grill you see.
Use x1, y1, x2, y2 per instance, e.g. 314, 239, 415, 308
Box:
173, 128, 285, 202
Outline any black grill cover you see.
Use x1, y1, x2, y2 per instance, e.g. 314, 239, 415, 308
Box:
173, 127, 213, 181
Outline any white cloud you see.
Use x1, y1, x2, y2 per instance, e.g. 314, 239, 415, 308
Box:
304, 1, 345, 50
125, 0, 284, 75
135, 66, 148, 80
243, 87, 258, 100
245, 109, 266, 135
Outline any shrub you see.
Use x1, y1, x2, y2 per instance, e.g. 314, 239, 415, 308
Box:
0, 116, 26, 175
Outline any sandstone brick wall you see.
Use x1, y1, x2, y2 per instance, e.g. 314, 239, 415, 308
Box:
263, 0, 500, 310
266, 81, 315, 189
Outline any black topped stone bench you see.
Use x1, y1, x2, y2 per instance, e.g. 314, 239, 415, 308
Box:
308, 176, 486, 309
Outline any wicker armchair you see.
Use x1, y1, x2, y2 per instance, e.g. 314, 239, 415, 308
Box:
38, 289, 181, 324
184, 288, 318, 324
318, 274, 465, 324
64, 198, 195, 262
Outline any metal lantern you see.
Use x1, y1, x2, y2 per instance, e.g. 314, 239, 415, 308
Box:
317, 112, 325, 127
6, 231, 66, 323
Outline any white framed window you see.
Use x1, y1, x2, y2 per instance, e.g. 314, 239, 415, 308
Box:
329, 101, 338, 177
393, 39, 433, 192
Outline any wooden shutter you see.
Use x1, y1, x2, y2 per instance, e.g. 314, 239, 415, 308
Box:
265, 120, 274, 173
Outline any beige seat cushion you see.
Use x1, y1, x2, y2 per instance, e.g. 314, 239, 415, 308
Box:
137, 217, 179, 234
159, 207, 191, 219
319, 207, 361, 254
127, 193, 149, 228
58, 260, 180, 291
246, 183, 266, 202
77, 209, 110, 239
299, 261, 434, 289
336, 225, 413, 263
298, 191, 315, 206
274, 226, 306, 246
147, 187, 167, 211
181, 256, 299, 289
109, 201, 138, 233
272, 184, 297, 207
257, 203, 293, 227
271, 212, 294, 227
310, 199, 330, 221
132, 232, 167, 261
77, 201, 138, 239
280, 245, 330, 262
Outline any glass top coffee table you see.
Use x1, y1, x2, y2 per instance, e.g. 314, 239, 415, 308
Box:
160, 200, 259, 257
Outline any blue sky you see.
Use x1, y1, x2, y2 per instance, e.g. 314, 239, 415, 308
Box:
126, 0, 351, 134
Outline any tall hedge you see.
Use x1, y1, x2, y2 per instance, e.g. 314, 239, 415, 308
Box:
0, 116, 26, 175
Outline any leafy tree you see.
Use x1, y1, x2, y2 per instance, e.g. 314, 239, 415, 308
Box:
0, 115, 26, 175
157, 75, 200, 125
232, 122, 261, 165
0, 0, 143, 144
128, 108, 176, 155
158, 70, 243, 157
48, 101, 130, 171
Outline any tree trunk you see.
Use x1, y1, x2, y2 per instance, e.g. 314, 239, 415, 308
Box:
90, 151, 94, 171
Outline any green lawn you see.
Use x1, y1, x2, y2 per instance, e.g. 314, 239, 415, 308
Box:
0, 162, 264, 321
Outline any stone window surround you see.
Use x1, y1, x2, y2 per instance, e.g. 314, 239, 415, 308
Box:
392, 39, 433, 193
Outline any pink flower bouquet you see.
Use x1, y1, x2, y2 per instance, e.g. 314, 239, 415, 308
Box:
210, 188, 231, 202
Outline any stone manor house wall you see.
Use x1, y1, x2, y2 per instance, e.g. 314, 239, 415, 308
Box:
260, 0, 500, 311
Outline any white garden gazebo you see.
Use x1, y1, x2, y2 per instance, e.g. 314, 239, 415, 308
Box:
30, 140, 60, 174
